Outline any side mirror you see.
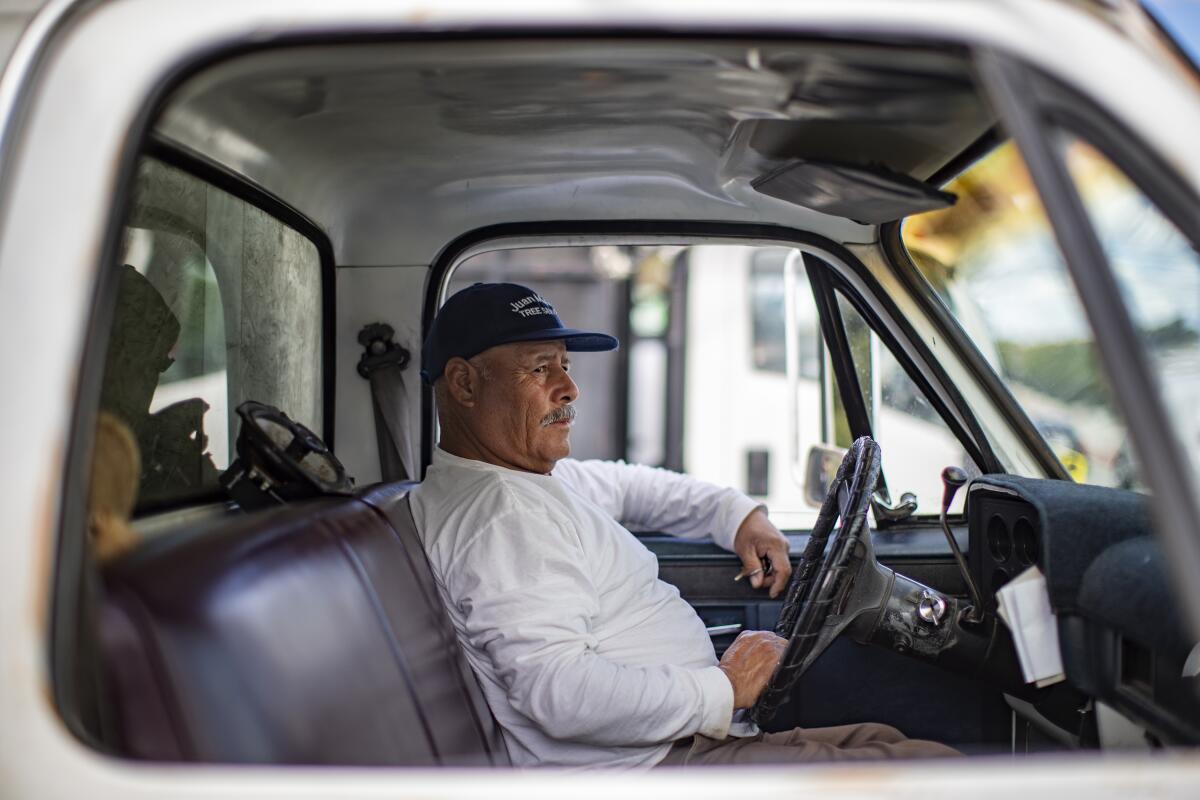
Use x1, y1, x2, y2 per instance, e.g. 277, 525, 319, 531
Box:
806, 442, 919, 523
804, 443, 845, 506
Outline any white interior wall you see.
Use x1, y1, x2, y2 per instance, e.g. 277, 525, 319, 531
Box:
335, 264, 429, 486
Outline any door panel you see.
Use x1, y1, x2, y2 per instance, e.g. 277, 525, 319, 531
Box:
644, 528, 1012, 749
646, 526, 970, 623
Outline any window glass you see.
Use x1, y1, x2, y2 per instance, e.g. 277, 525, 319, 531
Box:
449, 243, 974, 529
451, 247, 633, 463
833, 291, 975, 515
98, 157, 324, 509
902, 142, 1139, 489
1060, 135, 1200, 483
682, 245, 825, 528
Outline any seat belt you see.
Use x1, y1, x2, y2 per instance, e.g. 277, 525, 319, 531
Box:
357, 323, 414, 482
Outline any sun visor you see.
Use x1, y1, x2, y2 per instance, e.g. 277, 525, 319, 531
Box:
751, 159, 956, 224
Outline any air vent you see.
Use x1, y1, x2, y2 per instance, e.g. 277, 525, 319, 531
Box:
1014, 517, 1038, 566
970, 497, 1042, 610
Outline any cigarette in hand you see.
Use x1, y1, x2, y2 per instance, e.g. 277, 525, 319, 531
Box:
733, 567, 763, 582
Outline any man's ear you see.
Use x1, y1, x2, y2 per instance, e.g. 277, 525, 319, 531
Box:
442, 357, 478, 407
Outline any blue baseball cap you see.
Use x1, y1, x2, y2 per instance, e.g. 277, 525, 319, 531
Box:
421, 282, 619, 382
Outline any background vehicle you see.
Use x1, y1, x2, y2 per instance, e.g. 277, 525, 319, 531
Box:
3, 1, 1200, 798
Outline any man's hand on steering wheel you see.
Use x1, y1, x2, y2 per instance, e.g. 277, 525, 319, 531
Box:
733, 509, 792, 598
718, 631, 787, 709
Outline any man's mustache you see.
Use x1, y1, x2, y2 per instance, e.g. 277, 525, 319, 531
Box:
541, 404, 577, 427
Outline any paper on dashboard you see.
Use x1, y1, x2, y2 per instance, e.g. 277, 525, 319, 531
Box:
995, 566, 1065, 687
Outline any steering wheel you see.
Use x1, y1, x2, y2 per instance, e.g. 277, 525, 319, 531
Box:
218, 400, 354, 510
749, 435, 882, 726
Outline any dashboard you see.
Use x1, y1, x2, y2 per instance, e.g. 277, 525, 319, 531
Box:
968, 475, 1200, 745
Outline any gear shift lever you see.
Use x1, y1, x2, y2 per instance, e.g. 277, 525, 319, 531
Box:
941, 465, 967, 510
939, 466, 985, 623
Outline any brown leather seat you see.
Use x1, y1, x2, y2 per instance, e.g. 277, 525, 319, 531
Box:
99, 483, 508, 766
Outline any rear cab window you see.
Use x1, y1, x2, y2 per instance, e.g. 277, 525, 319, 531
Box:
99, 156, 325, 512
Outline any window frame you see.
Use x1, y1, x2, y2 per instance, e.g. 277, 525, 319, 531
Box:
5, 2, 1193, 792
51, 137, 337, 742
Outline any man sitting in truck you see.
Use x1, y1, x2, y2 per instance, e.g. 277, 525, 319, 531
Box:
411, 282, 958, 768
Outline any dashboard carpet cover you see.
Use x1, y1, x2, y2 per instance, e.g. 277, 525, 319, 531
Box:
969, 474, 1151, 614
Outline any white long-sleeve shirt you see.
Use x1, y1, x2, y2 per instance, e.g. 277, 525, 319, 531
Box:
410, 447, 763, 768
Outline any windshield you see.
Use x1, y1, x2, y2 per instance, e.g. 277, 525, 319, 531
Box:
902, 142, 1140, 490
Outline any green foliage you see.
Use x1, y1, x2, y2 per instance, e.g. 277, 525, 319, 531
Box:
997, 319, 1197, 408
1145, 317, 1200, 350
996, 339, 1109, 407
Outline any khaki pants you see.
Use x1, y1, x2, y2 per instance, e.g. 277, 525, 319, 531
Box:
655, 723, 962, 766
